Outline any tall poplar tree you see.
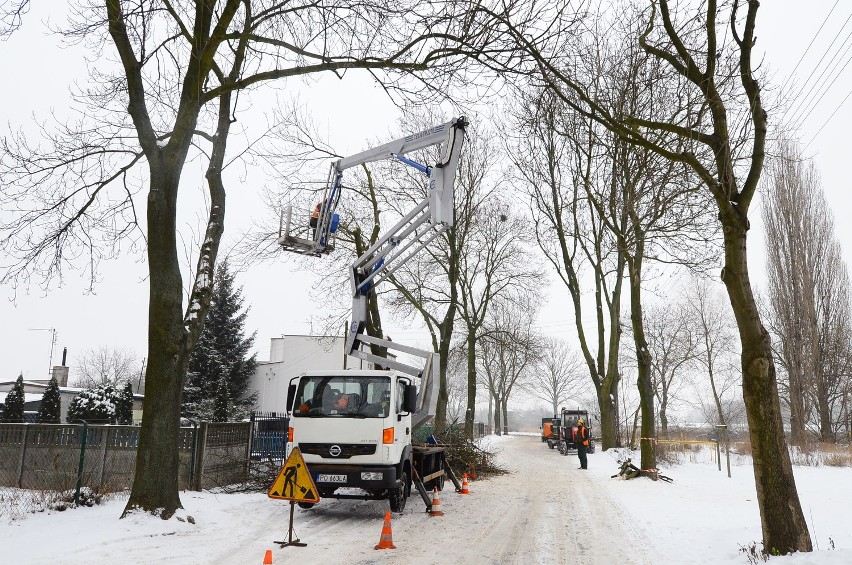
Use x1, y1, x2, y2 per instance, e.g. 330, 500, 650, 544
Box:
183, 261, 257, 420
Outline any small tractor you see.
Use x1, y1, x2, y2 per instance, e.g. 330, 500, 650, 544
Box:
558, 408, 595, 455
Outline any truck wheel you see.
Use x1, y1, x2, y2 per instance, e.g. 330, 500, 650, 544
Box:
389, 471, 408, 513
297, 502, 314, 509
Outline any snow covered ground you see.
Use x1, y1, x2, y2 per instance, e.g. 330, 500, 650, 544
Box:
1, 433, 850, 564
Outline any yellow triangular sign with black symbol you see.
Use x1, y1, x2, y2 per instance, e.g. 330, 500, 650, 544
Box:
268, 446, 319, 503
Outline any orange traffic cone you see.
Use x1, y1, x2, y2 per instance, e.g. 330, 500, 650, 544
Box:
429, 487, 444, 517
374, 511, 397, 550
263, 549, 273, 564
459, 473, 471, 495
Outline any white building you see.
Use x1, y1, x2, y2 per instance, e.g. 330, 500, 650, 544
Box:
249, 335, 385, 412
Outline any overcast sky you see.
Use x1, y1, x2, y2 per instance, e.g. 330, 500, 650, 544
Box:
2, 2, 850, 384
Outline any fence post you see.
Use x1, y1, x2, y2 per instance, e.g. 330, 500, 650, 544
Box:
192, 421, 208, 491
244, 422, 252, 480
16, 424, 30, 488
99, 427, 111, 489
74, 421, 88, 505
188, 420, 198, 489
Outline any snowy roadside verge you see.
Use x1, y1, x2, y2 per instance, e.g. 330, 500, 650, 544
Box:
587, 445, 852, 564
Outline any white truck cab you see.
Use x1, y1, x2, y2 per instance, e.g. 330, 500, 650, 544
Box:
286, 370, 418, 511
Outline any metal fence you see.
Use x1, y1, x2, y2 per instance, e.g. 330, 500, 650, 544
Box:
0, 421, 252, 520
250, 411, 289, 465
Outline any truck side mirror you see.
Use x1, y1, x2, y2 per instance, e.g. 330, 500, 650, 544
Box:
403, 384, 418, 413
286, 384, 297, 412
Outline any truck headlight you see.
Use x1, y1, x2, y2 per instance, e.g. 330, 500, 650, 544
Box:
361, 472, 383, 481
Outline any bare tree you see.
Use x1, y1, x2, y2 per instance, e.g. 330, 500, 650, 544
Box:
478, 0, 812, 552
686, 277, 741, 429
382, 117, 500, 431
643, 302, 698, 437
0, 0, 502, 519
524, 337, 588, 417
74, 346, 144, 391
0, 0, 27, 37
507, 88, 627, 450
763, 139, 852, 443
479, 298, 541, 434
575, 15, 717, 468
457, 190, 541, 434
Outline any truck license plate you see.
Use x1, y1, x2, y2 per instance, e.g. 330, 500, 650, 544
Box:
317, 474, 347, 483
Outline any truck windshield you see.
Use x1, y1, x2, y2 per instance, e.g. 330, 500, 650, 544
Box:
292, 376, 392, 418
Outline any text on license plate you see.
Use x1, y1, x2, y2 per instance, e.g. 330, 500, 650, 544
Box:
317, 474, 347, 483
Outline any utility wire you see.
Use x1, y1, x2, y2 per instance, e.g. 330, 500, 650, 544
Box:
805, 87, 852, 150
784, 8, 852, 125
787, 23, 852, 129
779, 0, 840, 94
791, 40, 852, 132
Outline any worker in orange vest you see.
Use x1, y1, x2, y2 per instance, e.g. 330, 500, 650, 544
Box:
309, 201, 323, 238
576, 419, 589, 469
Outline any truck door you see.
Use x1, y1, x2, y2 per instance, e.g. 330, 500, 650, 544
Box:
394, 378, 410, 452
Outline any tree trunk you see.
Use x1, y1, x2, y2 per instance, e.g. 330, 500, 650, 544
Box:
628, 250, 655, 471
597, 387, 618, 448
124, 167, 185, 519
721, 213, 811, 553
493, 393, 502, 436
501, 398, 509, 435
465, 331, 477, 435
435, 316, 454, 432
817, 391, 833, 443
707, 351, 727, 426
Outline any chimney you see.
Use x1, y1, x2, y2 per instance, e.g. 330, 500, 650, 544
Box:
52, 365, 69, 387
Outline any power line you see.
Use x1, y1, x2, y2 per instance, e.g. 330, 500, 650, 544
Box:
787, 21, 852, 129
791, 42, 852, 132
805, 87, 852, 150
784, 7, 852, 125
779, 0, 840, 94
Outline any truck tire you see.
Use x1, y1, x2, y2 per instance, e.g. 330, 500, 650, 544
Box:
389, 471, 408, 512
297, 502, 315, 509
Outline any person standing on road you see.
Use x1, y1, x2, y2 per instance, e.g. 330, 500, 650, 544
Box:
576, 419, 589, 469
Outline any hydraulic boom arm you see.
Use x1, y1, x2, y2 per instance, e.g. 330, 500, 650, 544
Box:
278, 117, 468, 428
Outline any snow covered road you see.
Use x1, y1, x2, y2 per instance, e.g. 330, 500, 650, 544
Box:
237, 432, 656, 564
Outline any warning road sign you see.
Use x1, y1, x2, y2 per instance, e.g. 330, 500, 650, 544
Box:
268, 446, 319, 503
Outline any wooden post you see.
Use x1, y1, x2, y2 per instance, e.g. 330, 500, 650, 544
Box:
193, 421, 209, 491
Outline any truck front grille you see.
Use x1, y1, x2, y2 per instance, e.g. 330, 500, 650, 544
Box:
298, 443, 378, 459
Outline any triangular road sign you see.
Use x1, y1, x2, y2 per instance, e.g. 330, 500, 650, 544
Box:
268, 446, 320, 503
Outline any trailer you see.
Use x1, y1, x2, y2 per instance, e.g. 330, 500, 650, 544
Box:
540, 416, 560, 448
